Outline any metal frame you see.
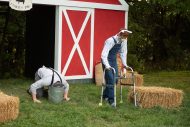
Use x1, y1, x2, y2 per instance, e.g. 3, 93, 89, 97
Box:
119, 66, 137, 106
99, 66, 137, 107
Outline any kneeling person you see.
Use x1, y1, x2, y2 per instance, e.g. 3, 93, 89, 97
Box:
28, 66, 70, 103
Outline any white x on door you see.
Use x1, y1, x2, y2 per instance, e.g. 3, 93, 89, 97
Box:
55, 6, 94, 80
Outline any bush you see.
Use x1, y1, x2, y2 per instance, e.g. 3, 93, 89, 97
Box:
127, 54, 145, 73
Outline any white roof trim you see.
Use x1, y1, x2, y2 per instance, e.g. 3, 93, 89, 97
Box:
0, 0, 9, 2
119, 0, 128, 6
1, 0, 129, 11
33, 0, 129, 11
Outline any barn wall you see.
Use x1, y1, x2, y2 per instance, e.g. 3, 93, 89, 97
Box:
93, 9, 125, 70
56, 6, 126, 81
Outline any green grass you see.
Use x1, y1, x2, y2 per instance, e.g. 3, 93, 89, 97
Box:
0, 71, 190, 127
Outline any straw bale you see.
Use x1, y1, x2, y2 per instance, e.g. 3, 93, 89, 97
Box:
120, 72, 144, 86
95, 62, 103, 86
117, 55, 144, 86
95, 56, 144, 86
95, 60, 144, 86
0, 92, 19, 122
128, 86, 183, 108
117, 54, 123, 72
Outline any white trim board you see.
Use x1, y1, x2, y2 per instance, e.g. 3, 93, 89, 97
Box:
34, 0, 129, 11
0, 0, 129, 11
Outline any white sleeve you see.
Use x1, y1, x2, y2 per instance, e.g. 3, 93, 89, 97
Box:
30, 77, 51, 94
61, 77, 69, 92
61, 76, 69, 86
101, 38, 115, 68
119, 41, 127, 67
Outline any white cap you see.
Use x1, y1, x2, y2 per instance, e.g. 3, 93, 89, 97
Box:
120, 28, 132, 34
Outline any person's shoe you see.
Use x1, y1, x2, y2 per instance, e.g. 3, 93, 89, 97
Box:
110, 102, 116, 108
103, 97, 108, 101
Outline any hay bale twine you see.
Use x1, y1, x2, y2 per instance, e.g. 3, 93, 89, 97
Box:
0, 92, 19, 122
95, 62, 103, 86
128, 86, 183, 108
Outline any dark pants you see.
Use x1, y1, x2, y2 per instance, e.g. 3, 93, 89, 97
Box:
102, 62, 118, 104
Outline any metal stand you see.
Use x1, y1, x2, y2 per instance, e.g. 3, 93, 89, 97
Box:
120, 66, 137, 106
98, 66, 137, 107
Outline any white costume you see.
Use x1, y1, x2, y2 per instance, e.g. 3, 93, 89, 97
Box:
29, 66, 69, 95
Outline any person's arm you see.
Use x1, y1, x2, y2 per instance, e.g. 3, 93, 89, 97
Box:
61, 77, 70, 101
63, 83, 70, 101
119, 40, 128, 67
30, 79, 46, 103
32, 93, 41, 103
101, 38, 115, 69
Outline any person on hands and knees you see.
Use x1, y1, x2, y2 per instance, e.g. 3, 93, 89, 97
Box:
101, 28, 132, 107
27, 65, 70, 103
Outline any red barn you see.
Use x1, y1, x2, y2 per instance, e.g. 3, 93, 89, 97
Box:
2, 0, 129, 82
53, 0, 129, 81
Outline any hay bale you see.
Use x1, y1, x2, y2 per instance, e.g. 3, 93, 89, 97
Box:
95, 60, 144, 86
0, 92, 19, 122
117, 55, 144, 86
95, 62, 103, 86
128, 86, 183, 108
120, 72, 144, 86
117, 54, 123, 72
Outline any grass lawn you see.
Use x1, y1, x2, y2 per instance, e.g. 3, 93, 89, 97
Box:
0, 71, 190, 127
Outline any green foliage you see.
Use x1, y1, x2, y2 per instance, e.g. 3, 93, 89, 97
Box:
0, 71, 190, 126
127, 54, 145, 73
127, 0, 190, 71
0, 5, 26, 78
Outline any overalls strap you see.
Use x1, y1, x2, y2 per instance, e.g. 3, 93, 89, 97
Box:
49, 68, 63, 86
112, 37, 117, 44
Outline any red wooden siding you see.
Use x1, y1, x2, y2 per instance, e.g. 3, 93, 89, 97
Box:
93, 9, 125, 68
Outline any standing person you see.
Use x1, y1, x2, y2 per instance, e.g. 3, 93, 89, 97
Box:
101, 28, 132, 107
28, 66, 70, 103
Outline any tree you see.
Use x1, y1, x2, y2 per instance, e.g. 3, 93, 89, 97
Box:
126, 0, 190, 71
0, 3, 26, 78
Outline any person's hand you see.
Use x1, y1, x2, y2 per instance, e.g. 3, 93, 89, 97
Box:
106, 67, 111, 70
122, 68, 127, 78
33, 99, 41, 103
64, 98, 70, 101
124, 65, 129, 69
105, 67, 111, 70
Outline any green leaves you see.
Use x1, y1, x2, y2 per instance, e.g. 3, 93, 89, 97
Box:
127, 0, 190, 71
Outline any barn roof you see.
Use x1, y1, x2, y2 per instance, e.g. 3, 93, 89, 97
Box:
1, 0, 129, 11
